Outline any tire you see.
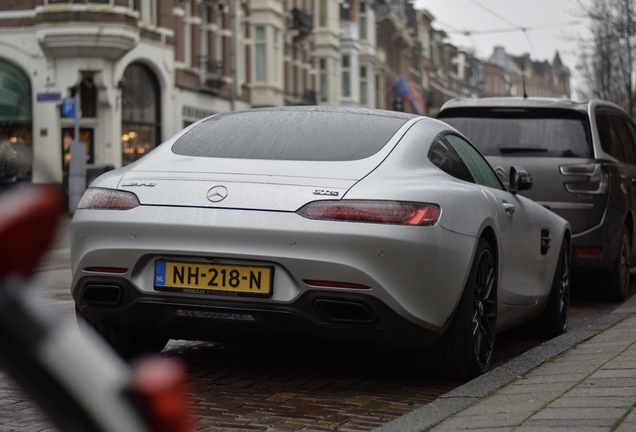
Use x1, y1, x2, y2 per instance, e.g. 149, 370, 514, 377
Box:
428, 237, 497, 381
537, 238, 570, 338
75, 308, 169, 359
606, 226, 631, 303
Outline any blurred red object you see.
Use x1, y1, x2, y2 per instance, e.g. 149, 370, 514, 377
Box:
131, 357, 196, 432
0, 185, 62, 279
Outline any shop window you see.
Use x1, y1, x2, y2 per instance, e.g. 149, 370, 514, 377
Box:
121, 63, 161, 166
0, 59, 32, 180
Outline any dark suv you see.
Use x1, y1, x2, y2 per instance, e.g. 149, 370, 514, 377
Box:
438, 97, 636, 301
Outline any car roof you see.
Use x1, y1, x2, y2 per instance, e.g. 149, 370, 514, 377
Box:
439, 97, 628, 116
240, 105, 419, 120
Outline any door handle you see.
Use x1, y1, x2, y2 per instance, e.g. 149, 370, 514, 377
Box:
503, 201, 516, 215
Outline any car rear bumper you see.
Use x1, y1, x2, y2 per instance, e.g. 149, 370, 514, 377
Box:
73, 276, 441, 349
70, 206, 475, 332
570, 216, 623, 272
536, 193, 623, 273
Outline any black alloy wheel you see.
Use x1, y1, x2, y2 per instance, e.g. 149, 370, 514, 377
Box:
428, 237, 497, 381
607, 226, 631, 302
471, 245, 497, 371
537, 239, 570, 337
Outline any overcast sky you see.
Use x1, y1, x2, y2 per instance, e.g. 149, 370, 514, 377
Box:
413, 0, 592, 95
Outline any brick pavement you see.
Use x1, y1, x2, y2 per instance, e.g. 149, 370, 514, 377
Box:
376, 292, 636, 432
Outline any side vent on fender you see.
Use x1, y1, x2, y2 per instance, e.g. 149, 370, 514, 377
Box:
541, 229, 551, 255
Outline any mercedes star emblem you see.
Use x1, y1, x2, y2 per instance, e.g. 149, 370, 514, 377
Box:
207, 185, 228, 203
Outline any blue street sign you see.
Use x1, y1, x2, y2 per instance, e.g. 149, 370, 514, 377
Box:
61, 97, 76, 118
37, 92, 61, 102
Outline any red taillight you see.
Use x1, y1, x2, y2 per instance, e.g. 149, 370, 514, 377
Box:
560, 164, 609, 194
130, 357, 195, 432
297, 200, 441, 226
303, 280, 370, 289
77, 188, 140, 210
574, 246, 603, 258
0, 185, 62, 279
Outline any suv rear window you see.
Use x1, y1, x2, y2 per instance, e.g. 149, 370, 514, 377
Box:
440, 109, 592, 158
172, 109, 412, 161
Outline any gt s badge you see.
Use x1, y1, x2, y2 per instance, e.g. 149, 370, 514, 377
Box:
313, 189, 339, 197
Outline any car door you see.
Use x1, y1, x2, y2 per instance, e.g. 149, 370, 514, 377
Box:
607, 114, 636, 264
443, 134, 547, 306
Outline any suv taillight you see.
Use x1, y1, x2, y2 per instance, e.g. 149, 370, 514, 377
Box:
560, 163, 609, 194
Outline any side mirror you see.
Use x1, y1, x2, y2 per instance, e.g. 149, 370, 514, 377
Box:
509, 166, 533, 194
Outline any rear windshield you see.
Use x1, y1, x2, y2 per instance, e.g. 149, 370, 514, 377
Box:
440, 109, 592, 158
172, 109, 412, 161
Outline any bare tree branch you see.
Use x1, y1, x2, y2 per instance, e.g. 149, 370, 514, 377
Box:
576, 0, 636, 116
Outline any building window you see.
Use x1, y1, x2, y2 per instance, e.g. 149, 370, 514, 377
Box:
359, 2, 367, 40
295, 46, 303, 96
360, 65, 368, 105
67, 75, 95, 119
375, 74, 382, 108
121, 63, 161, 166
182, 0, 192, 66
72, 74, 97, 119
215, 5, 224, 64
273, 28, 280, 83
319, 58, 328, 102
319, 1, 327, 27
341, 54, 351, 98
340, 1, 351, 20
48, 0, 111, 3
134, 0, 157, 25
198, 4, 226, 91
288, 46, 297, 96
255, 26, 267, 82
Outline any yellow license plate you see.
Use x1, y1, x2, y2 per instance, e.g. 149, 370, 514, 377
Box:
154, 260, 273, 296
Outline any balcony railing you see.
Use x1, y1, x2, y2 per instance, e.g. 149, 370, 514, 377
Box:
290, 8, 313, 42
199, 58, 225, 92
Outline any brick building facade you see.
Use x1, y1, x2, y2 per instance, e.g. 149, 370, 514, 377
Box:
0, 0, 570, 202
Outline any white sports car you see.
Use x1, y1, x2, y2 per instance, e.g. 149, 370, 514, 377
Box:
71, 106, 570, 380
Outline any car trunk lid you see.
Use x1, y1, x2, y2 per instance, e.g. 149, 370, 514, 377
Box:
117, 158, 379, 211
